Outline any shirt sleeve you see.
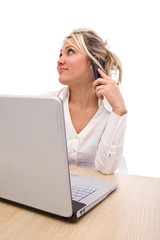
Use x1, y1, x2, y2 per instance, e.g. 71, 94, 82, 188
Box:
95, 111, 127, 174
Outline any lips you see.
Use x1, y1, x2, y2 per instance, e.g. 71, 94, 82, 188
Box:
58, 67, 68, 74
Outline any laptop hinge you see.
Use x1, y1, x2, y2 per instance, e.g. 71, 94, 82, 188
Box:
67, 201, 86, 222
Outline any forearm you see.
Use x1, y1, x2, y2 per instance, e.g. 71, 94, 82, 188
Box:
95, 111, 127, 174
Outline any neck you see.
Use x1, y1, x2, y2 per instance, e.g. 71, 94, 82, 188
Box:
68, 84, 98, 110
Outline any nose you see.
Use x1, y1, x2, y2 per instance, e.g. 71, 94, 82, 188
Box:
57, 55, 65, 66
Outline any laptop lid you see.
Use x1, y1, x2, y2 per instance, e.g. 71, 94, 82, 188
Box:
0, 95, 73, 217
0, 94, 118, 221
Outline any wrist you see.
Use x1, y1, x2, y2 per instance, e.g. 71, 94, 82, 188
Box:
113, 107, 127, 116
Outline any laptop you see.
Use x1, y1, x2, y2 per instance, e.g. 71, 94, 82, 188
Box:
0, 94, 117, 221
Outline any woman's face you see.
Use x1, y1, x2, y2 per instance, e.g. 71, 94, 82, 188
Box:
57, 38, 93, 86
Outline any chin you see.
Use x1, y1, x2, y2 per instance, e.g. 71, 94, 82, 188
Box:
58, 78, 69, 86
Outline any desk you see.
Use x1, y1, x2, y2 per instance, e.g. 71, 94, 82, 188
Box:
0, 167, 160, 240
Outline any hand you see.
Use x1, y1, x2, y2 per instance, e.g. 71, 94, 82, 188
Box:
93, 68, 127, 116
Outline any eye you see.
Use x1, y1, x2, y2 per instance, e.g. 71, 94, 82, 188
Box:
59, 53, 62, 58
67, 48, 74, 54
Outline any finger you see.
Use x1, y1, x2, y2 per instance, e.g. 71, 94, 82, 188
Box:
95, 88, 104, 100
98, 68, 119, 84
97, 68, 109, 78
98, 68, 120, 85
93, 78, 109, 89
95, 84, 106, 91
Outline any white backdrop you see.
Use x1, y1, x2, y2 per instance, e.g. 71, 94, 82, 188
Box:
0, 0, 160, 177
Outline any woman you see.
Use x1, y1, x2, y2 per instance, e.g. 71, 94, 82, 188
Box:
48, 28, 127, 174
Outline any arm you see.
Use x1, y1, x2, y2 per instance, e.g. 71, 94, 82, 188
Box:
93, 68, 127, 116
93, 69, 127, 174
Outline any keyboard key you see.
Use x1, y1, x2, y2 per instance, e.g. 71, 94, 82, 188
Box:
71, 185, 96, 202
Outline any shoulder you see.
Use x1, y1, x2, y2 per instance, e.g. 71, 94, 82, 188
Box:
43, 87, 69, 100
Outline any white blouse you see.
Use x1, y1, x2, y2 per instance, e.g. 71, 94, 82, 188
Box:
47, 87, 127, 174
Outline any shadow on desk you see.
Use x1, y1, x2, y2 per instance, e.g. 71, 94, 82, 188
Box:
0, 196, 103, 223
0, 197, 69, 222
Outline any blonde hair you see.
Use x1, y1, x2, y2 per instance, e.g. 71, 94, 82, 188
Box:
65, 28, 122, 83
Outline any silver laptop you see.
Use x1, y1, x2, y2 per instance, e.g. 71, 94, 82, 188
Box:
0, 95, 117, 221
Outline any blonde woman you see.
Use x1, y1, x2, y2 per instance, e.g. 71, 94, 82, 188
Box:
49, 28, 127, 174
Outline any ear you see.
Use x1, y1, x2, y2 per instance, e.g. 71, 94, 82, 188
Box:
89, 56, 100, 70
94, 56, 100, 60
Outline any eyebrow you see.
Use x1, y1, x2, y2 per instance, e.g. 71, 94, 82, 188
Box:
60, 45, 76, 53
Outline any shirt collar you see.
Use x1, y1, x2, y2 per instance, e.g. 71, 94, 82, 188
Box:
59, 86, 69, 100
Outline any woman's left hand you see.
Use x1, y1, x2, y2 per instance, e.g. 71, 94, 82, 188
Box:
92, 68, 127, 116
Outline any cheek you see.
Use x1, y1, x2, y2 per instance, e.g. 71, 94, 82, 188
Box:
68, 57, 81, 68
71, 54, 88, 66
74, 58, 89, 73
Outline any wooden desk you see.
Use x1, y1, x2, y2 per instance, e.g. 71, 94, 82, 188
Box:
0, 167, 160, 240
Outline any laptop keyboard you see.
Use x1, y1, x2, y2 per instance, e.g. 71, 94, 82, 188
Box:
71, 185, 97, 202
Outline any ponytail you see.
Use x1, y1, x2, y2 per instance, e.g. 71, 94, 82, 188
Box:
105, 49, 122, 83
